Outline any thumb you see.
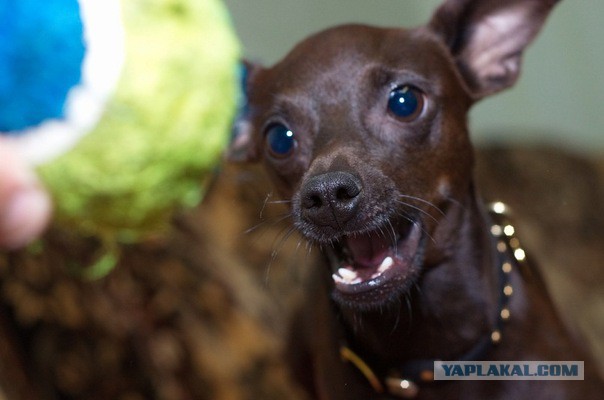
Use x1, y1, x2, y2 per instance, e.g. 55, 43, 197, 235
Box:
0, 141, 52, 250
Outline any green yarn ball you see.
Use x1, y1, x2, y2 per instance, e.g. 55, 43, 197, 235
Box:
38, 0, 240, 243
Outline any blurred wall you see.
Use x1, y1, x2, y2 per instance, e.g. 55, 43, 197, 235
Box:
223, 0, 604, 154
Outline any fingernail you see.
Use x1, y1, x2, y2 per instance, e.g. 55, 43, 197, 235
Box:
0, 187, 51, 250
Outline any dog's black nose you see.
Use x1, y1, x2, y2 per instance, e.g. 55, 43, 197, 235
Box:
300, 171, 362, 229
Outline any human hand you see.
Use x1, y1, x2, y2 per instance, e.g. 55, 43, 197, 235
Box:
0, 140, 51, 250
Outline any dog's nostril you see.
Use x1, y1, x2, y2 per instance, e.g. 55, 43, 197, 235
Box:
308, 194, 323, 209
336, 188, 349, 200
301, 187, 325, 209
336, 182, 361, 201
300, 172, 362, 217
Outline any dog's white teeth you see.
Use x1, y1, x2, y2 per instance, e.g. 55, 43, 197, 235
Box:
333, 268, 362, 285
332, 273, 345, 284
370, 256, 394, 280
333, 259, 394, 286
378, 256, 394, 273
338, 268, 357, 280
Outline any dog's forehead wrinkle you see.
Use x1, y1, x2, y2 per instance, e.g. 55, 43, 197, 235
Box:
269, 92, 316, 122
262, 72, 358, 127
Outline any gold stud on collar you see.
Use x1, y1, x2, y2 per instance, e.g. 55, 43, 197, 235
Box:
502, 262, 513, 274
488, 201, 522, 347
490, 224, 503, 236
503, 224, 515, 237
385, 377, 420, 398
490, 201, 507, 215
491, 330, 502, 344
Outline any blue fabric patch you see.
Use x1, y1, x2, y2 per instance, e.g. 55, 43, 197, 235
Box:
0, 0, 85, 133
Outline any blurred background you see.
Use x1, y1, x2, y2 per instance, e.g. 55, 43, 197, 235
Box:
1, 2, 602, 399
224, 0, 604, 155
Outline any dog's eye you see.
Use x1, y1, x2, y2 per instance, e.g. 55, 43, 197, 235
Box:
387, 86, 424, 121
265, 123, 296, 158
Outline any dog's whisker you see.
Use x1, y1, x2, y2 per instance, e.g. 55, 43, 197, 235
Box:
417, 223, 437, 245
259, 191, 275, 219
304, 239, 313, 253
269, 224, 298, 261
389, 299, 402, 335
376, 225, 388, 243
395, 200, 440, 224
397, 212, 438, 245
265, 199, 292, 205
271, 225, 314, 286
301, 239, 316, 263
404, 292, 414, 334
444, 195, 466, 211
265, 225, 299, 286
398, 194, 445, 216
285, 233, 313, 284
294, 235, 305, 254
243, 212, 293, 235
351, 312, 365, 335
386, 219, 399, 257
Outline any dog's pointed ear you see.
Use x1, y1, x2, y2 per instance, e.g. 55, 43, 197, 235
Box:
227, 60, 262, 163
429, 0, 560, 99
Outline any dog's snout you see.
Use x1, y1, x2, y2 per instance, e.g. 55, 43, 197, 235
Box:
300, 172, 362, 229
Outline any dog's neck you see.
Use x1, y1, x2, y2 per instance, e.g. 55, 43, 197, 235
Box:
336, 188, 501, 367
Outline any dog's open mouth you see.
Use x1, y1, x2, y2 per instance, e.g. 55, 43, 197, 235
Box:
325, 218, 425, 306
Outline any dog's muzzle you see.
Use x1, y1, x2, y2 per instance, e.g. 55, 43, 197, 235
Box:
294, 171, 427, 308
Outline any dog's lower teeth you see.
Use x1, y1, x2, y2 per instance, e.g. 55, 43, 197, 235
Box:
338, 268, 361, 285
338, 268, 357, 281
334, 267, 361, 286
333, 257, 395, 286
332, 273, 361, 285
378, 256, 394, 273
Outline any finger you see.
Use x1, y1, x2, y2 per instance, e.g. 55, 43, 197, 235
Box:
0, 142, 52, 249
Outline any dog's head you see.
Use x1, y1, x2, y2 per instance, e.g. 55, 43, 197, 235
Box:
229, 0, 559, 309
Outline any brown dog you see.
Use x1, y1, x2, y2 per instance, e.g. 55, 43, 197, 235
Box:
229, 0, 603, 398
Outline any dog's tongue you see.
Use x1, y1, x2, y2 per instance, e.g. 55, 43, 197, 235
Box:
345, 232, 391, 268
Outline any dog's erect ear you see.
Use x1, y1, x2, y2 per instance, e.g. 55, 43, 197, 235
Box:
429, 0, 560, 99
227, 60, 262, 163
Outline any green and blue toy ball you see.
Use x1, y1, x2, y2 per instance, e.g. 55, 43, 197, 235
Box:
0, 0, 240, 255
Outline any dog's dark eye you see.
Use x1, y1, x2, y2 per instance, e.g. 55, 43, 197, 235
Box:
388, 86, 424, 121
265, 123, 296, 158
